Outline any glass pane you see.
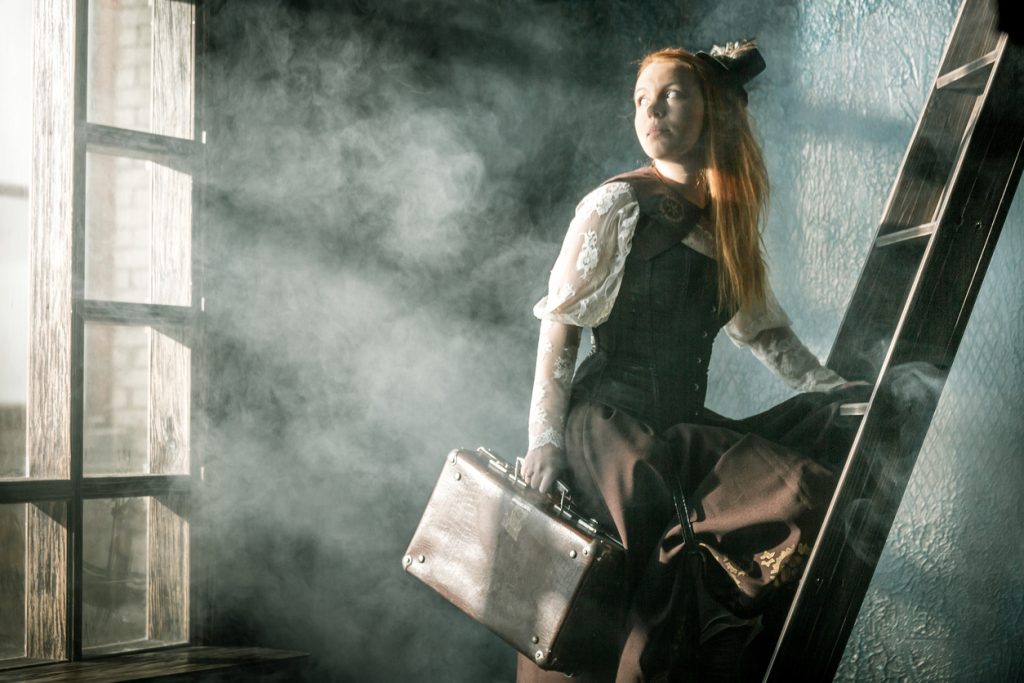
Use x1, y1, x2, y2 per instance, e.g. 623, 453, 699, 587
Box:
0, 504, 25, 660
84, 323, 191, 476
0, 403, 26, 480
85, 153, 151, 304
85, 325, 150, 475
85, 152, 192, 306
87, 0, 153, 134
0, 1, 32, 479
83, 497, 147, 649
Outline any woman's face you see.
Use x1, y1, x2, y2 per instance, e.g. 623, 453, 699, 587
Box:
633, 60, 705, 165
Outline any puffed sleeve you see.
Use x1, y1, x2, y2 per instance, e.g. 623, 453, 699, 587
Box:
527, 182, 640, 451
533, 181, 641, 327
725, 282, 846, 392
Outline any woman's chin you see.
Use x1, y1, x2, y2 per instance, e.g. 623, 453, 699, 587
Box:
641, 145, 692, 166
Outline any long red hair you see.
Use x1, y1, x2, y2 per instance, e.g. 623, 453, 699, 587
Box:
638, 47, 769, 312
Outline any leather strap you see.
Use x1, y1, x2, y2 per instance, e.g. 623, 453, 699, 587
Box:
670, 469, 702, 559
604, 167, 707, 261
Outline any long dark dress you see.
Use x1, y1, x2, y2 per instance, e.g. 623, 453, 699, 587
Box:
517, 168, 867, 682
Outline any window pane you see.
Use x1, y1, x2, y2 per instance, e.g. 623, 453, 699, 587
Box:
0, 405, 26, 479
0, 1, 32, 479
85, 325, 149, 475
85, 153, 151, 304
84, 323, 190, 476
0, 504, 25, 661
0, 194, 28, 477
85, 152, 192, 306
87, 0, 153, 135
83, 496, 188, 654
87, 0, 195, 141
83, 497, 147, 649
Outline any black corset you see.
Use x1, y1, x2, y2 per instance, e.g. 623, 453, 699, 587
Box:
569, 169, 732, 430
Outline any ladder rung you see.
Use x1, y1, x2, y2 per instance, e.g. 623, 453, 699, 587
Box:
935, 48, 998, 92
875, 222, 938, 247
839, 402, 869, 417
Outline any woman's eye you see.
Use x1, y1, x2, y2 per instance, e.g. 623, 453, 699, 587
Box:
665, 90, 681, 99
635, 96, 649, 107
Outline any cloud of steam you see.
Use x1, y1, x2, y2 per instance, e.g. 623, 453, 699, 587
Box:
196, 1, 1022, 681
199, 2, 676, 679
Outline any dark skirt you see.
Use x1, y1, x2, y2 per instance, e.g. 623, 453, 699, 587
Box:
516, 384, 869, 683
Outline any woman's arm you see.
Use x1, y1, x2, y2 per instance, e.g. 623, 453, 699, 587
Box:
523, 320, 581, 493
725, 282, 846, 392
744, 325, 846, 392
521, 181, 641, 492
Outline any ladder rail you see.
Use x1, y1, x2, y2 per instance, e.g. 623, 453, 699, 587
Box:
829, 37, 1005, 382
824, 0, 974, 373
765, 5, 1023, 679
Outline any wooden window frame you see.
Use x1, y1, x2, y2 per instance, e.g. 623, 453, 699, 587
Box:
0, 0, 206, 665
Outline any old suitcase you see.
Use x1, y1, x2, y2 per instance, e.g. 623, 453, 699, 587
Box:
403, 447, 626, 673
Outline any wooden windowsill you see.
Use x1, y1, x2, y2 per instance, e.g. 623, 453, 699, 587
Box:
0, 646, 308, 682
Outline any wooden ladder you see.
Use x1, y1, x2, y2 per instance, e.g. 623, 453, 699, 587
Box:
765, 0, 1024, 679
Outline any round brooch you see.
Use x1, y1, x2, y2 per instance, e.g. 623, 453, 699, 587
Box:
659, 196, 685, 223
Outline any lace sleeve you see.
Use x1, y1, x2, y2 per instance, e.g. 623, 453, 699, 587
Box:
725, 281, 845, 392
533, 181, 641, 327
527, 319, 581, 450
527, 181, 638, 450
723, 279, 792, 346
744, 326, 847, 392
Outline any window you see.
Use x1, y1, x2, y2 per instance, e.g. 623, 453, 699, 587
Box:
0, 0, 202, 665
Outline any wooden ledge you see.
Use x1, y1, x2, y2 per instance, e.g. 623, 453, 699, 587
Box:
0, 646, 307, 682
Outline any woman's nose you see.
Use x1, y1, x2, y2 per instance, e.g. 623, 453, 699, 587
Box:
647, 101, 664, 118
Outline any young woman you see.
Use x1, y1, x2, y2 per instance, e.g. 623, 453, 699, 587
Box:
517, 43, 868, 682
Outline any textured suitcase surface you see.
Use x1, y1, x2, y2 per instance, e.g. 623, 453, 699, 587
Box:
403, 448, 625, 672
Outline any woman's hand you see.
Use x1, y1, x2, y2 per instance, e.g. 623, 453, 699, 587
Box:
521, 443, 567, 495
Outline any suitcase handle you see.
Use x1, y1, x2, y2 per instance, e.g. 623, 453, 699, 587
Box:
513, 455, 572, 512
475, 447, 615, 543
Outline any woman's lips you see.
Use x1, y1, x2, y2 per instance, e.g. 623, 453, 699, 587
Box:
647, 126, 668, 138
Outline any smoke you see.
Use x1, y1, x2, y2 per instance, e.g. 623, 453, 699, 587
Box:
195, 1, 1024, 682
840, 361, 947, 565
199, 1, 687, 680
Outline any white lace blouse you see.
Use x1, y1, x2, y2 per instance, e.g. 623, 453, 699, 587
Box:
527, 181, 846, 451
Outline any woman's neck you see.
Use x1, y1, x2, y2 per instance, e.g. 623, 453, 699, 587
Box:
652, 158, 699, 185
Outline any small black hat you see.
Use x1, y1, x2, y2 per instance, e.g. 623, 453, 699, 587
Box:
694, 40, 766, 105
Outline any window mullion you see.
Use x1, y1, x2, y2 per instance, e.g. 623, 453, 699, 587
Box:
148, 0, 197, 647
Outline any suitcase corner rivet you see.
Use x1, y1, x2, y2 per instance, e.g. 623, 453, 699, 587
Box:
583, 548, 589, 556
454, 471, 462, 481
417, 554, 425, 563
531, 635, 539, 644
449, 453, 457, 464
534, 650, 544, 661
569, 550, 577, 559
403, 555, 413, 566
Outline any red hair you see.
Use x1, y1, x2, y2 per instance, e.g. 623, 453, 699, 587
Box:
638, 48, 769, 312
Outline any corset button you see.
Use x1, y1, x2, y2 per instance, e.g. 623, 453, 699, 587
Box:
711, 305, 717, 313
696, 357, 703, 365
701, 330, 709, 339
692, 383, 700, 392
